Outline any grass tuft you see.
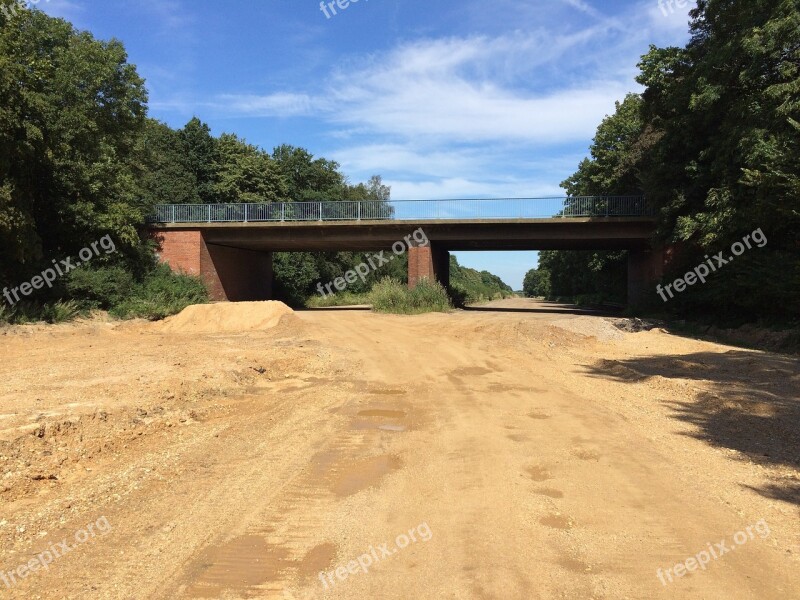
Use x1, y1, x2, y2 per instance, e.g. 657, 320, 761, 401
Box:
369, 278, 451, 315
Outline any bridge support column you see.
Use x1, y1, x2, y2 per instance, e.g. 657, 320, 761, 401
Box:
408, 245, 450, 289
628, 248, 664, 308
154, 229, 273, 302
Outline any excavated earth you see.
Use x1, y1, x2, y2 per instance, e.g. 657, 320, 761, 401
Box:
0, 298, 798, 599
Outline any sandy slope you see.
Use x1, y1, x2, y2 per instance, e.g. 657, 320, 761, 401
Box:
0, 299, 798, 599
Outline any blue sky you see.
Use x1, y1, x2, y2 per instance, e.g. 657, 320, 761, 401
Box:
41, 0, 693, 289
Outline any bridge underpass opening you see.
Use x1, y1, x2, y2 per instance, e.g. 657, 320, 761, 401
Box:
412, 248, 665, 307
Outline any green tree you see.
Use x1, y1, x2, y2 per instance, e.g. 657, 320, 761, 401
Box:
561, 94, 645, 198
551, 0, 800, 319
523, 269, 551, 298
271, 144, 345, 201
634, 0, 800, 318
180, 117, 219, 204
0, 5, 147, 285
548, 94, 646, 303
135, 119, 200, 206
214, 134, 288, 203
449, 256, 513, 304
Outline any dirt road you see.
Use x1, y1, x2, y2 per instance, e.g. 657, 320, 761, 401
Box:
1, 299, 798, 599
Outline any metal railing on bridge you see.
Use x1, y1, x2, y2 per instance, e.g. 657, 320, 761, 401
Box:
146, 196, 651, 224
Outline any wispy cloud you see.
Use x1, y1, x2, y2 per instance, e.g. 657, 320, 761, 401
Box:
137, 0, 194, 32
558, 0, 607, 21
197, 29, 631, 146
213, 93, 321, 118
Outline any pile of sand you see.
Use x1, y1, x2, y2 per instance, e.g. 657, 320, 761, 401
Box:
549, 316, 627, 341
160, 301, 294, 333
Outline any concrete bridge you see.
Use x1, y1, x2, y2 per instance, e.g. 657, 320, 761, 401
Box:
147, 197, 663, 306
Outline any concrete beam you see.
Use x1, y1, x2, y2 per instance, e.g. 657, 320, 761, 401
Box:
151, 218, 656, 252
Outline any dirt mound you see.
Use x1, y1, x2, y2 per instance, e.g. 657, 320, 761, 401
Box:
549, 316, 627, 341
160, 301, 294, 333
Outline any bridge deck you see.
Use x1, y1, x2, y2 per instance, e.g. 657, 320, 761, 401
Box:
147, 198, 656, 251
150, 217, 657, 252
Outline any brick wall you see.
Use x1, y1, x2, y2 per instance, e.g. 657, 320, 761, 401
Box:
201, 243, 272, 301
155, 229, 203, 276
155, 229, 272, 301
408, 245, 449, 288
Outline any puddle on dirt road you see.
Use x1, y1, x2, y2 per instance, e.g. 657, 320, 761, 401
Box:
450, 367, 493, 377
527, 465, 552, 481
357, 409, 406, 418
311, 450, 402, 496
558, 557, 594, 573
535, 488, 565, 499
528, 411, 551, 420
297, 543, 337, 581
184, 535, 289, 598
571, 448, 601, 461
540, 514, 574, 530
378, 424, 407, 432
332, 454, 402, 496
351, 409, 410, 432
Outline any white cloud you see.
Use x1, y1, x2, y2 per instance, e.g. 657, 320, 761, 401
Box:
137, 0, 194, 32
206, 31, 633, 146
386, 177, 563, 201
333, 144, 484, 178
328, 76, 629, 144
558, 0, 607, 21
146, 3, 688, 199
212, 93, 320, 118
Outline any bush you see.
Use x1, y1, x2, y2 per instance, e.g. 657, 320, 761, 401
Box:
369, 278, 451, 315
306, 291, 369, 308
66, 267, 136, 309
41, 300, 85, 323
110, 265, 208, 320
0, 300, 85, 324
448, 283, 470, 308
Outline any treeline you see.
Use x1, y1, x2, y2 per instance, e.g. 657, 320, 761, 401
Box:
308, 254, 514, 309
449, 256, 514, 304
140, 117, 396, 306
526, 0, 800, 323
0, 5, 421, 320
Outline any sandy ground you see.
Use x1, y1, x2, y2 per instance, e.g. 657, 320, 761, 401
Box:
0, 298, 798, 599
